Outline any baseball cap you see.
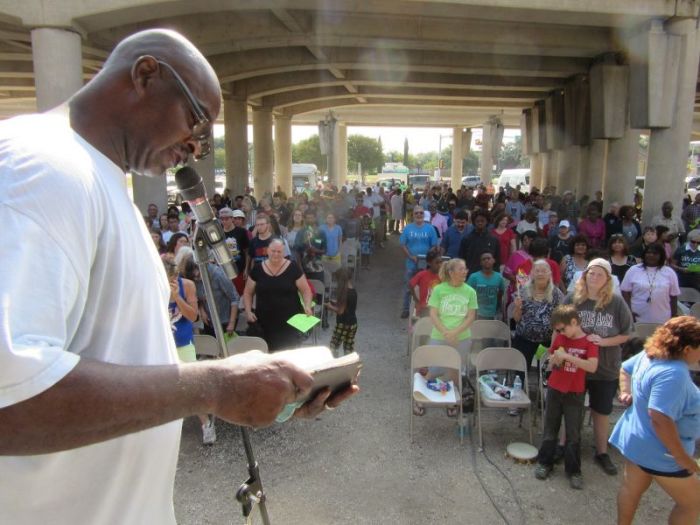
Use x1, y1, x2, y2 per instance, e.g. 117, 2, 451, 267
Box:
558, 220, 570, 228
232, 209, 246, 218
586, 258, 612, 277
218, 207, 234, 218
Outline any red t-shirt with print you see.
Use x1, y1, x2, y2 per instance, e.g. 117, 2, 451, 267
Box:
547, 334, 598, 394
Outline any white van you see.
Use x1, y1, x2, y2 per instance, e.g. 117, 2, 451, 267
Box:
497, 168, 530, 193
292, 163, 319, 193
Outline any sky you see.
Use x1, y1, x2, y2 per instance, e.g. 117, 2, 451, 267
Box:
215, 124, 520, 156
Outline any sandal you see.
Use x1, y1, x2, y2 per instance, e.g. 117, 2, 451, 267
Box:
446, 406, 459, 418
413, 402, 425, 416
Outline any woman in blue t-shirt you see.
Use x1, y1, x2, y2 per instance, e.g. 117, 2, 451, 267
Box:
610, 316, 700, 525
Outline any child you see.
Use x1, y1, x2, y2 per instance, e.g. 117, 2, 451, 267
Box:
408, 247, 443, 317
467, 251, 507, 321
359, 213, 375, 269
534, 304, 598, 490
325, 268, 358, 356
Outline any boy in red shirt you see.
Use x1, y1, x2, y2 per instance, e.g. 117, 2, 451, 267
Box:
534, 304, 598, 490
408, 248, 442, 317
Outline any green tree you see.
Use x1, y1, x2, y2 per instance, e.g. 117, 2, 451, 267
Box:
403, 138, 409, 166
348, 135, 383, 175
416, 151, 439, 171
213, 136, 225, 171
384, 150, 403, 163
292, 134, 324, 171
497, 135, 526, 169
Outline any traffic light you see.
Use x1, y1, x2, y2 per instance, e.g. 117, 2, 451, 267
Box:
438, 159, 444, 169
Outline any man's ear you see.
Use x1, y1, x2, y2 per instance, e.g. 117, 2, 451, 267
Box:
131, 55, 159, 95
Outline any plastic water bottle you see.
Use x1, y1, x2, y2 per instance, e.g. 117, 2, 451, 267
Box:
513, 376, 523, 396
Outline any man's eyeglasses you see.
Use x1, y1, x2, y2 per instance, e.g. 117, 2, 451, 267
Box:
157, 60, 211, 160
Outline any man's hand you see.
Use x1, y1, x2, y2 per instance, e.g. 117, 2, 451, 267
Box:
293, 384, 360, 419
208, 351, 314, 428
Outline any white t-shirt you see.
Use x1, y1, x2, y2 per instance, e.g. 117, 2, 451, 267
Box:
363, 193, 383, 219
620, 264, 681, 323
0, 113, 181, 524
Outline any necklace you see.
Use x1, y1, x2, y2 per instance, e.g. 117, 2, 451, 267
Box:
644, 266, 659, 303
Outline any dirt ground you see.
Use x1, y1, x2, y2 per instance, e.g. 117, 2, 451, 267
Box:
174, 235, 676, 525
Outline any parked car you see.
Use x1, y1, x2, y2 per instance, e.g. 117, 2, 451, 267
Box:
496, 168, 530, 193
685, 175, 699, 199
460, 175, 481, 188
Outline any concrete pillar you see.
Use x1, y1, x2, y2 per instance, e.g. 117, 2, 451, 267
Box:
337, 123, 348, 187
605, 125, 640, 207
132, 175, 167, 218
451, 126, 463, 189
224, 97, 249, 197
480, 120, 502, 184
540, 152, 552, 189
252, 106, 274, 198
31, 28, 82, 111
274, 115, 292, 196
575, 146, 590, 197
194, 152, 216, 198
583, 139, 608, 199
557, 146, 579, 193
643, 19, 700, 225
530, 153, 543, 190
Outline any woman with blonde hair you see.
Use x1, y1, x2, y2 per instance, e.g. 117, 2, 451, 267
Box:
611, 316, 700, 525
414, 257, 477, 417
564, 258, 633, 476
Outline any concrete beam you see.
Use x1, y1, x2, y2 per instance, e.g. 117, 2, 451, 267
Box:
213, 47, 590, 83
563, 74, 591, 146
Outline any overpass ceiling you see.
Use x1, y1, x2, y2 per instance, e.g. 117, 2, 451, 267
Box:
0, 0, 699, 130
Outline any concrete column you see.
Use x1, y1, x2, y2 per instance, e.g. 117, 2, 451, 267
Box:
530, 153, 543, 190
252, 106, 274, 198
540, 152, 551, 189
557, 145, 580, 193
224, 97, 249, 197
575, 146, 591, 198
451, 126, 463, 189
643, 19, 700, 225
583, 139, 608, 199
193, 152, 216, 198
131, 175, 167, 218
31, 28, 82, 111
337, 123, 348, 187
274, 115, 292, 196
605, 125, 640, 207
480, 124, 493, 184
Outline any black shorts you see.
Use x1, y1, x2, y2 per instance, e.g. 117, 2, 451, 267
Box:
639, 465, 692, 478
586, 379, 618, 416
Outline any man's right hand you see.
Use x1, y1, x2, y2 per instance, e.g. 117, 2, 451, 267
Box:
208, 351, 313, 428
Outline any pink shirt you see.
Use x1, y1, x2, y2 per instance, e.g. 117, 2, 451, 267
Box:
578, 218, 606, 248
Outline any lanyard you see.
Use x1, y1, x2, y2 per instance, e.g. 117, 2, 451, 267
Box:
644, 267, 659, 303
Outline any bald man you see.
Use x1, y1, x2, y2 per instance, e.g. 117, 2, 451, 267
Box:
0, 29, 356, 524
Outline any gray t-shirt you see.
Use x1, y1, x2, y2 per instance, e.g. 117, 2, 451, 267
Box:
564, 293, 633, 381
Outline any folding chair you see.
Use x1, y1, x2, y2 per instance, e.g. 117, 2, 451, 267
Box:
323, 259, 341, 302
408, 316, 434, 357
633, 322, 661, 341
474, 347, 533, 449
308, 278, 325, 344
678, 286, 700, 305
690, 302, 700, 320
226, 336, 268, 355
341, 239, 359, 282
406, 285, 422, 354
469, 320, 512, 369
410, 344, 464, 444
193, 334, 220, 358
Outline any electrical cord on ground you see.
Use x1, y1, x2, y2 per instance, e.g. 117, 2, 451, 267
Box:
468, 422, 526, 525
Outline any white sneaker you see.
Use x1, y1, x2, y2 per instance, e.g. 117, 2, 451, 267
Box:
202, 420, 216, 445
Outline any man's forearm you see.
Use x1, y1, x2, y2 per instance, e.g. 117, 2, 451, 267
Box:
0, 358, 213, 455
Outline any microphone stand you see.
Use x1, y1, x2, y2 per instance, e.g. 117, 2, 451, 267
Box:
192, 227, 271, 525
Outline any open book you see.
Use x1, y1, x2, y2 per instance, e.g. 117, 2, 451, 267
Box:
275, 346, 362, 404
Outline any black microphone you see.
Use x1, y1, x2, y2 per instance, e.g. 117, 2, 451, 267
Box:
175, 166, 237, 279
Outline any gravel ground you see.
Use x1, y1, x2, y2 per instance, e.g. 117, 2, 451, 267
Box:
174, 234, 674, 525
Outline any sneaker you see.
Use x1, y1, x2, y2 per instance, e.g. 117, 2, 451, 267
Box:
594, 453, 617, 475
400, 310, 410, 319
569, 473, 584, 490
534, 464, 553, 480
508, 407, 520, 417
202, 420, 216, 445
